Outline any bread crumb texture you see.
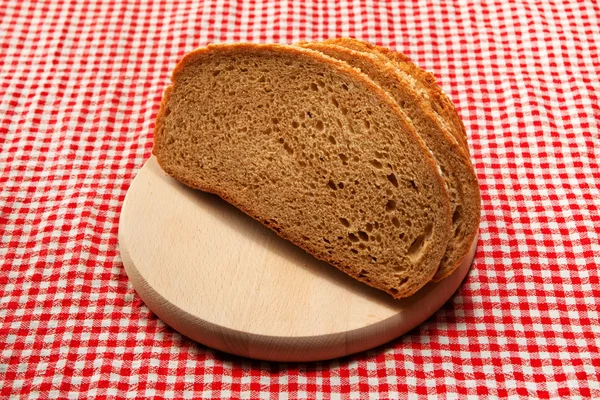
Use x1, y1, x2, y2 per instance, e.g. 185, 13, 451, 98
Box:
152, 43, 475, 299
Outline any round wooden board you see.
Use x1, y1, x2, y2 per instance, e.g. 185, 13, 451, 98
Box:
119, 156, 478, 362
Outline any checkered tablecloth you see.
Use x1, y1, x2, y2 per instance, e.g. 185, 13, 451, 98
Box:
1, 0, 599, 398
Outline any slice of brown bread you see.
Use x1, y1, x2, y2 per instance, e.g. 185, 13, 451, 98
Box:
299, 42, 480, 281
153, 43, 452, 298
323, 38, 470, 156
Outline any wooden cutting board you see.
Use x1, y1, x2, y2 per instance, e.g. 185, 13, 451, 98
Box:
119, 156, 477, 362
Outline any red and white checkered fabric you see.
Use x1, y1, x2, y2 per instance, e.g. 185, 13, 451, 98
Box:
1, 0, 599, 398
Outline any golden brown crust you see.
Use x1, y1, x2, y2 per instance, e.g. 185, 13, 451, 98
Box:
322, 38, 471, 156
153, 43, 453, 298
384, 49, 470, 155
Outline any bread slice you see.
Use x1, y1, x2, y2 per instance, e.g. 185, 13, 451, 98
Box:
322, 38, 470, 156
299, 42, 480, 281
153, 43, 452, 298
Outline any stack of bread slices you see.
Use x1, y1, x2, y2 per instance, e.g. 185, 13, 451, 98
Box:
153, 39, 480, 299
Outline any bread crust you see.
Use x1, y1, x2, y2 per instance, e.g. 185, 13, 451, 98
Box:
323, 38, 471, 156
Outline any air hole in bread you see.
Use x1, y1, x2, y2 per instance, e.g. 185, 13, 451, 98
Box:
164, 108, 171, 117
425, 223, 433, 239
316, 120, 324, 131
339, 218, 350, 227
370, 159, 383, 169
292, 121, 299, 129
317, 80, 326, 87
337, 182, 344, 189
340, 106, 348, 115
341, 83, 349, 91
452, 205, 462, 225
272, 117, 279, 124
284, 143, 293, 154
454, 225, 462, 238
399, 232, 405, 240
358, 231, 369, 241
385, 200, 396, 212
338, 153, 348, 162
327, 180, 337, 190
391, 217, 400, 228
212, 70, 221, 77
310, 82, 319, 91
358, 269, 368, 277
331, 96, 339, 108
398, 276, 409, 286
351, 249, 358, 254
323, 237, 330, 244
407, 234, 426, 261
301, 235, 309, 241
364, 120, 371, 130
407, 223, 433, 262
389, 288, 399, 295
387, 173, 399, 188
365, 223, 373, 232
257, 76, 265, 82
409, 180, 418, 191
358, 243, 366, 250
348, 233, 359, 242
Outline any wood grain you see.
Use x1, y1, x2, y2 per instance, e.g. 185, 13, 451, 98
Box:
119, 156, 478, 362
